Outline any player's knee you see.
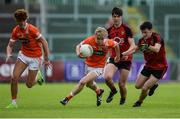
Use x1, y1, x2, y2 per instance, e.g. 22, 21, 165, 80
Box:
104, 75, 112, 81
11, 75, 19, 81
11, 78, 18, 84
86, 83, 90, 88
119, 82, 126, 88
79, 80, 86, 86
135, 84, 141, 89
26, 82, 33, 88
142, 86, 148, 91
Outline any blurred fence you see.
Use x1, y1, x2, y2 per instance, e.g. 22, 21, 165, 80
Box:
0, 0, 180, 81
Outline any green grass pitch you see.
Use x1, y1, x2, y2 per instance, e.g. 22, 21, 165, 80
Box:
0, 82, 180, 118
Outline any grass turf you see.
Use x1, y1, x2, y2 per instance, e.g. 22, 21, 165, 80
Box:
0, 82, 180, 118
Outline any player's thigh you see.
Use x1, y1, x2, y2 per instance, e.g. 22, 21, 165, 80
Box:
119, 69, 130, 83
135, 74, 148, 89
12, 59, 28, 79
86, 80, 94, 86
26, 69, 38, 83
143, 75, 159, 90
86, 80, 96, 87
103, 63, 117, 78
81, 72, 98, 84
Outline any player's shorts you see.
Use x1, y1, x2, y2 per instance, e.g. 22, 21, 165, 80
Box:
108, 57, 132, 70
17, 51, 43, 70
85, 65, 103, 77
141, 66, 168, 79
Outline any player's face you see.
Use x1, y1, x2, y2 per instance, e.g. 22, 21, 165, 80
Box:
16, 20, 26, 29
112, 14, 122, 26
95, 34, 103, 45
141, 29, 152, 39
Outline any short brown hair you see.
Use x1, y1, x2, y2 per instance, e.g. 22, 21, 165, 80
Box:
140, 21, 153, 30
14, 9, 28, 22
112, 7, 123, 16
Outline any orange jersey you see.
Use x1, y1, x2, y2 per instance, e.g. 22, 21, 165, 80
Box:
10, 23, 42, 57
81, 35, 117, 68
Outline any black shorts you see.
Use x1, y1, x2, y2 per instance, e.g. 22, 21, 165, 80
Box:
141, 66, 168, 79
108, 58, 132, 70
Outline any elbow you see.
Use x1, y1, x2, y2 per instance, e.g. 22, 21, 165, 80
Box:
76, 44, 80, 50
153, 47, 160, 53
133, 45, 137, 51
154, 49, 160, 53
131, 45, 137, 53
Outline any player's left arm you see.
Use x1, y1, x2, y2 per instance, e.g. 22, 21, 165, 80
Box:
39, 37, 50, 60
122, 26, 136, 56
38, 36, 51, 69
147, 43, 161, 53
147, 35, 161, 53
122, 37, 136, 56
113, 42, 120, 63
31, 26, 51, 67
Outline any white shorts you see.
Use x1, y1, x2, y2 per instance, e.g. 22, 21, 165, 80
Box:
85, 65, 104, 77
17, 51, 43, 70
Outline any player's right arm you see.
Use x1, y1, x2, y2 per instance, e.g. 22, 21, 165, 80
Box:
76, 43, 81, 57
76, 36, 91, 58
105, 39, 120, 63
6, 40, 15, 63
6, 28, 17, 63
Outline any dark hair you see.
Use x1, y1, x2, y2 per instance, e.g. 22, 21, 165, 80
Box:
112, 7, 123, 16
14, 9, 28, 22
140, 21, 153, 30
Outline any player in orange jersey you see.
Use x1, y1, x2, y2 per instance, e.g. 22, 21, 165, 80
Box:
5, 9, 51, 109
60, 27, 120, 106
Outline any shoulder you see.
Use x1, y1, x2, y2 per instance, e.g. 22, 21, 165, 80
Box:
107, 26, 114, 33
86, 35, 95, 41
12, 25, 19, 32
152, 32, 161, 38
138, 37, 144, 44
28, 24, 40, 33
122, 23, 132, 31
104, 39, 116, 47
122, 23, 133, 37
83, 35, 95, 44
152, 32, 162, 41
11, 26, 19, 36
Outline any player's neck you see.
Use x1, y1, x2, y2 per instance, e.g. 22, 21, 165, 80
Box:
19, 23, 28, 30
114, 21, 122, 28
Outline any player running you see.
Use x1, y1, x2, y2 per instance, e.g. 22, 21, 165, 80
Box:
133, 21, 168, 107
6, 9, 51, 109
103, 7, 136, 105
60, 27, 120, 106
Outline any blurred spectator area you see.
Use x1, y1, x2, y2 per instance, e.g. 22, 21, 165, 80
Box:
0, 0, 180, 60
138, 0, 180, 58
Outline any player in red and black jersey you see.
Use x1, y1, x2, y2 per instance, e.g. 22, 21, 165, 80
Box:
103, 7, 136, 105
133, 21, 168, 107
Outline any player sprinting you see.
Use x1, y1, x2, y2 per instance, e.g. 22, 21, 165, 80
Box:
103, 7, 136, 105
60, 27, 120, 106
133, 21, 168, 107
5, 9, 51, 108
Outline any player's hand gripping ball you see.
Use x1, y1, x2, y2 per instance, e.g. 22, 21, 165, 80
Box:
80, 44, 93, 57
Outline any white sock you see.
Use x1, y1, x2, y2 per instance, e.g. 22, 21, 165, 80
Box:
35, 73, 38, 82
12, 99, 16, 105
70, 92, 74, 96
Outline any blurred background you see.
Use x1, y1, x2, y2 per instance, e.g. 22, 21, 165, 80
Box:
0, 0, 180, 83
